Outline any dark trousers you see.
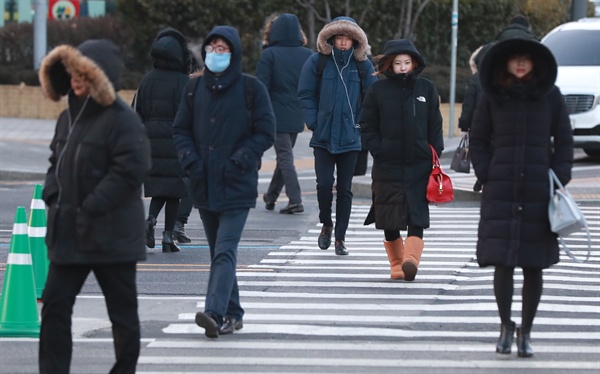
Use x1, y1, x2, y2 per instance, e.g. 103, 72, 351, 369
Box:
177, 177, 193, 224
39, 262, 140, 374
264, 132, 302, 205
198, 208, 248, 324
313, 147, 358, 241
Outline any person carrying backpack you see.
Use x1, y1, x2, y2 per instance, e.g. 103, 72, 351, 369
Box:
298, 16, 376, 256
173, 26, 275, 338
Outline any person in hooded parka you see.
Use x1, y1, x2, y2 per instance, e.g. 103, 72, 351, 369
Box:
38, 39, 151, 374
470, 34, 573, 358
257, 13, 312, 214
133, 27, 193, 253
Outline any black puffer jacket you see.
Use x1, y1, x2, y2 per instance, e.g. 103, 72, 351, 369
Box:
39, 39, 151, 265
134, 28, 191, 198
359, 39, 443, 229
470, 38, 573, 269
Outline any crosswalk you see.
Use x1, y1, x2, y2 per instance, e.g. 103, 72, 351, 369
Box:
137, 205, 600, 373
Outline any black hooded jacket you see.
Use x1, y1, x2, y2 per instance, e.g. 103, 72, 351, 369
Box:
39, 39, 151, 265
134, 28, 191, 198
470, 38, 573, 268
359, 39, 443, 229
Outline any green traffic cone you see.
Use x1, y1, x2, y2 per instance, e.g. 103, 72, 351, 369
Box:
0, 206, 40, 337
29, 184, 49, 300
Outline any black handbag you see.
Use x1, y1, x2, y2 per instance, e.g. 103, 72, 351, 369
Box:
450, 133, 471, 173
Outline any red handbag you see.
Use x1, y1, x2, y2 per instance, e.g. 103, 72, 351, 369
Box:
427, 144, 454, 204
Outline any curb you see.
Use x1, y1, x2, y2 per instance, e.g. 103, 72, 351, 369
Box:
0, 171, 46, 182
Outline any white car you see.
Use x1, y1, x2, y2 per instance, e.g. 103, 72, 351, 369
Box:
542, 18, 600, 158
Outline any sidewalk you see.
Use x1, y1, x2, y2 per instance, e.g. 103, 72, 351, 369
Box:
0, 117, 480, 201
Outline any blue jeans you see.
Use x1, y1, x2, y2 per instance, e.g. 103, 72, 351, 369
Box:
264, 132, 302, 205
313, 147, 358, 241
198, 208, 248, 324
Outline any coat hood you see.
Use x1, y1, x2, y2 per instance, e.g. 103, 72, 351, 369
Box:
479, 37, 557, 101
39, 39, 122, 106
151, 27, 192, 74
317, 16, 369, 61
469, 43, 493, 74
201, 26, 242, 82
381, 39, 426, 75
263, 13, 306, 47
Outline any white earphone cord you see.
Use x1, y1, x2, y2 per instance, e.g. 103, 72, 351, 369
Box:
332, 48, 359, 128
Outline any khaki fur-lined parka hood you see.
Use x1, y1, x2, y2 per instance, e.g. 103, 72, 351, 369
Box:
316, 16, 369, 61
39, 39, 122, 106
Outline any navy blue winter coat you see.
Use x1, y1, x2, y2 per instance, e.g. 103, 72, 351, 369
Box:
298, 16, 377, 154
256, 13, 312, 134
172, 26, 276, 211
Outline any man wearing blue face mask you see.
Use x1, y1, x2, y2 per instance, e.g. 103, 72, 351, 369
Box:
173, 26, 275, 338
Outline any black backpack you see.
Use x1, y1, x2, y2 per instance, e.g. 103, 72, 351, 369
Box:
315, 52, 368, 100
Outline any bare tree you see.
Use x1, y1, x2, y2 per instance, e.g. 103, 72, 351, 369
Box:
395, 0, 432, 40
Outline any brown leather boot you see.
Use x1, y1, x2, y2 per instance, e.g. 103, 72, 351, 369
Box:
383, 238, 404, 279
402, 236, 424, 281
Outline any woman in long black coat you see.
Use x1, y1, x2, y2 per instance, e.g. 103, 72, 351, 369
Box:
470, 36, 573, 358
134, 28, 192, 253
359, 39, 443, 282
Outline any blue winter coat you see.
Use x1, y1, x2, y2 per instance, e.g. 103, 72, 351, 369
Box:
298, 48, 376, 154
172, 26, 276, 212
256, 13, 312, 134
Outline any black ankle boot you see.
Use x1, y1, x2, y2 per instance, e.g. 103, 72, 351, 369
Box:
318, 225, 333, 250
334, 239, 349, 256
145, 216, 156, 248
517, 327, 534, 357
173, 220, 192, 243
496, 321, 515, 354
162, 231, 181, 253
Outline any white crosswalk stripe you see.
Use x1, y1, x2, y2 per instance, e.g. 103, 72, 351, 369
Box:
138, 205, 600, 373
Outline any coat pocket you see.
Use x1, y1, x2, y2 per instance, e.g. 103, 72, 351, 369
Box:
75, 210, 112, 253
189, 160, 208, 203
224, 160, 256, 201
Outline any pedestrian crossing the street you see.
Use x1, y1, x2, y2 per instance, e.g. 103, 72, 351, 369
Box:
137, 205, 600, 373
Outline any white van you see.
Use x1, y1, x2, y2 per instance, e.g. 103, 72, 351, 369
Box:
541, 18, 600, 158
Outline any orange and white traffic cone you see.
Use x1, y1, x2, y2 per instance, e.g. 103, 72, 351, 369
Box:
0, 206, 40, 337
28, 184, 49, 300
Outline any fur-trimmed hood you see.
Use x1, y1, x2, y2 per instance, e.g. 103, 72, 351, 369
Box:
317, 16, 369, 61
39, 39, 122, 106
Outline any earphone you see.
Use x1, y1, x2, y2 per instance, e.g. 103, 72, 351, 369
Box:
332, 47, 359, 128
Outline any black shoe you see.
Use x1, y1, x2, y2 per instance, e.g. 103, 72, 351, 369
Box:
162, 231, 181, 253
173, 221, 191, 243
263, 195, 275, 211
517, 327, 534, 358
195, 312, 219, 338
496, 321, 516, 354
334, 239, 349, 256
473, 180, 483, 192
220, 316, 243, 335
279, 203, 304, 214
318, 225, 333, 250
145, 216, 156, 248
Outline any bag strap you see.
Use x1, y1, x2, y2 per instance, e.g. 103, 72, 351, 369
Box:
548, 169, 592, 263
429, 144, 440, 168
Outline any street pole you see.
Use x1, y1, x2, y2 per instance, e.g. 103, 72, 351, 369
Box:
448, 0, 458, 138
571, 0, 588, 21
33, 0, 47, 70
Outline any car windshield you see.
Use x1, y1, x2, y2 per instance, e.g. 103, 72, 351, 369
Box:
543, 30, 600, 66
